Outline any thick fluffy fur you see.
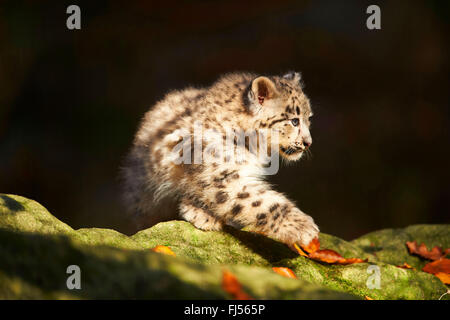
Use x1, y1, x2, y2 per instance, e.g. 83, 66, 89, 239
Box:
122, 71, 319, 247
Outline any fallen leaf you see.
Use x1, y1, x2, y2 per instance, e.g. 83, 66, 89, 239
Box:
222, 270, 253, 300
422, 258, 450, 285
295, 238, 367, 265
422, 258, 450, 275
151, 245, 176, 256
272, 267, 297, 279
293, 243, 308, 257
309, 249, 367, 265
406, 241, 447, 261
364, 296, 374, 300
303, 237, 320, 254
396, 262, 415, 270
405, 241, 450, 285
435, 272, 450, 285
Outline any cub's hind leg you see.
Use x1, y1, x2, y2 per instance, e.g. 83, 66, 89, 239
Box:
179, 199, 224, 231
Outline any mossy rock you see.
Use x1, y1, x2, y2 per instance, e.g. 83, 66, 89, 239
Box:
0, 194, 448, 300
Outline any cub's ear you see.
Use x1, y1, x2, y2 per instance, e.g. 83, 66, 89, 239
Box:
250, 76, 278, 106
283, 71, 301, 83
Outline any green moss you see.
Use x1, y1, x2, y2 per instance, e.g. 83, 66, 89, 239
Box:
352, 224, 450, 270
0, 194, 448, 300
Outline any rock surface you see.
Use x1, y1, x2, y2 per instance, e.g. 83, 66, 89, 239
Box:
0, 194, 448, 299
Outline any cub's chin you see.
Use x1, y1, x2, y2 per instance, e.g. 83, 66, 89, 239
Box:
279, 146, 304, 161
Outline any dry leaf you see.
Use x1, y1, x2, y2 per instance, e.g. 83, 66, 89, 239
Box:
422, 258, 450, 275
405, 240, 450, 286
295, 238, 367, 265
272, 267, 297, 279
222, 270, 253, 300
293, 243, 308, 257
151, 245, 176, 256
406, 241, 447, 261
364, 296, 374, 300
422, 259, 450, 285
303, 237, 320, 254
309, 249, 367, 265
434, 272, 450, 285
396, 262, 415, 270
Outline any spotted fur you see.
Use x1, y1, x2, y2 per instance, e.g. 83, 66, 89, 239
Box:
121, 71, 318, 247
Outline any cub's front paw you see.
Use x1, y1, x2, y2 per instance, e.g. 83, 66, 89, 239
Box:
273, 209, 319, 248
294, 211, 319, 246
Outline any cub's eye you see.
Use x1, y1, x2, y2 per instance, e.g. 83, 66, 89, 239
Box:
291, 118, 299, 126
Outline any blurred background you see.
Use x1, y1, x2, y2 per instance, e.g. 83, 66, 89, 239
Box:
0, 0, 448, 240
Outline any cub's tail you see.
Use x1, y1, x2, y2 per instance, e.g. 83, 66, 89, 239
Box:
120, 145, 178, 231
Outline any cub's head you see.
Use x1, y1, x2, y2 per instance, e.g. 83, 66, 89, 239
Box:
246, 72, 313, 161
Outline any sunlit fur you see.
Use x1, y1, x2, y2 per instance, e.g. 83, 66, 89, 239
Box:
122, 71, 319, 247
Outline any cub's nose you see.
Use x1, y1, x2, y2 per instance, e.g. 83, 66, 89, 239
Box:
303, 138, 312, 149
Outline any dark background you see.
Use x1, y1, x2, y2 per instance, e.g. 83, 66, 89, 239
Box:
1, 0, 448, 239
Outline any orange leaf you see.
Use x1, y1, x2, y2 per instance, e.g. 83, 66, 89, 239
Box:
336, 257, 368, 265
303, 237, 320, 254
435, 272, 450, 285
294, 238, 367, 265
151, 245, 176, 256
293, 243, 308, 257
406, 241, 447, 261
309, 249, 367, 265
396, 262, 415, 270
222, 270, 253, 300
308, 249, 344, 264
272, 267, 297, 279
364, 296, 374, 300
405, 241, 450, 285
422, 258, 450, 275
422, 258, 450, 285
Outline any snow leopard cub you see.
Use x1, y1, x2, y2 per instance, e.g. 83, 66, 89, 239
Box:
122, 71, 319, 248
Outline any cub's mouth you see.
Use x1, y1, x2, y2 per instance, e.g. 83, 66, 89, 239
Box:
280, 146, 303, 156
